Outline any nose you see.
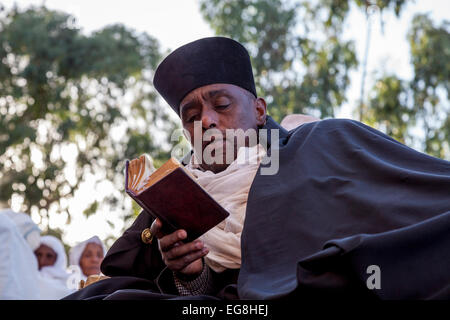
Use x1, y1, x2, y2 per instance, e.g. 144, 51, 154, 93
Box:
201, 108, 218, 130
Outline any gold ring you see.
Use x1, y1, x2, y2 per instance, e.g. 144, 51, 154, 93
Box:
141, 228, 154, 244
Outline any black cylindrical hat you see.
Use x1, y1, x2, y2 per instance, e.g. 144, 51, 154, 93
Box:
153, 37, 256, 115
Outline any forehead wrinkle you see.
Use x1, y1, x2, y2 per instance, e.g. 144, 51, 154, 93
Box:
203, 89, 229, 100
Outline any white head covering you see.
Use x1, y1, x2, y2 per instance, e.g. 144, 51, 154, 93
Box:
69, 235, 106, 269
0, 211, 40, 299
0, 210, 75, 299
39, 235, 69, 283
0, 209, 41, 251
38, 236, 76, 297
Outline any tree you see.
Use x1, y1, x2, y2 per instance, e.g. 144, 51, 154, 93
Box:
362, 75, 412, 143
363, 14, 449, 159
408, 14, 449, 158
0, 5, 176, 241
199, 0, 409, 120
200, 0, 449, 159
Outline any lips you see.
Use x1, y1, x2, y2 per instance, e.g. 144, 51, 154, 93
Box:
204, 138, 223, 149
202, 135, 227, 152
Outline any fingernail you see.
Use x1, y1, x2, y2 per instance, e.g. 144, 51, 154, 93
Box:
178, 230, 186, 238
195, 242, 203, 249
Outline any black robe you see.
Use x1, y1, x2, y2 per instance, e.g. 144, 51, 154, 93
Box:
64, 117, 450, 300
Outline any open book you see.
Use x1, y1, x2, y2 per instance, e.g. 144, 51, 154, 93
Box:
125, 155, 229, 242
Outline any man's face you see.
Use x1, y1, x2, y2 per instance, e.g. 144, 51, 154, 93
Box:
180, 83, 267, 173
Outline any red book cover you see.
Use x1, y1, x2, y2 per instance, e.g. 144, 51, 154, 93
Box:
125, 159, 229, 242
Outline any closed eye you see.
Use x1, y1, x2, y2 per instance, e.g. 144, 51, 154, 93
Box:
215, 104, 230, 110
187, 114, 199, 123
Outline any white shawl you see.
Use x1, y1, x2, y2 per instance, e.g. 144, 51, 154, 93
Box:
186, 144, 266, 272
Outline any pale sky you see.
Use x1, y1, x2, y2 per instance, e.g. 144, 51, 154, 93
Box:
3, 0, 449, 247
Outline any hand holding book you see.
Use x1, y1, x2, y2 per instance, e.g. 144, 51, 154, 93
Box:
149, 217, 209, 278
125, 154, 229, 278
125, 155, 230, 242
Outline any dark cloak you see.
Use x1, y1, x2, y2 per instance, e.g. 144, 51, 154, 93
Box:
64, 117, 450, 300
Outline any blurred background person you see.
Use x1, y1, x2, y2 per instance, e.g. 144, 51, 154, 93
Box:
0, 209, 41, 299
35, 237, 58, 270
35, 235, 73, 294
69, 236, 106, 281
0, 209, 75, 299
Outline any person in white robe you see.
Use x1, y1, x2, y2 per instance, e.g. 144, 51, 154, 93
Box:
0, 209, 75, 299
68, 236, 106, 282
36, 235, 75, 298
0, 210, 41, 300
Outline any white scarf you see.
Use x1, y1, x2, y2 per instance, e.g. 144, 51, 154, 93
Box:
39, 235, 70, 284
68, 236, 106, 280
0, 209, 41, 251
186, 144, 266, 272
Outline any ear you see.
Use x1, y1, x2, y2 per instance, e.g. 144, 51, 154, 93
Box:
254, 97, 267, 127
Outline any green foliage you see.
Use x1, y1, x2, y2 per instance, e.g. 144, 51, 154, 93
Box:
365, 14, 449, 158
409, 14, 449, 158
83, 201, 99, 218
353, 0, 407, 17
0, 6, 177, 235
362, 75, 412, 143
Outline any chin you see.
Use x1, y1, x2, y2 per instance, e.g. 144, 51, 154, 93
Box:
200, 141, 239, 173
85, 269, 101, 276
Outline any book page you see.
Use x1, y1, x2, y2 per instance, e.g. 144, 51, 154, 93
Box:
140, 157, 181, 191
128, 155, 204, 195
127, 154, 155, 194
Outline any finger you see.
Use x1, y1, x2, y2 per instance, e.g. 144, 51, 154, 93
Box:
159, 240, 183, 253
159, 229, 187, 252
150, 218, 165, 239
165, 240, 204, 260
166, 248, 209, 272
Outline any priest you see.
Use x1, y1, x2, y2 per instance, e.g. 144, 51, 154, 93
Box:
64, 37, 450, 300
